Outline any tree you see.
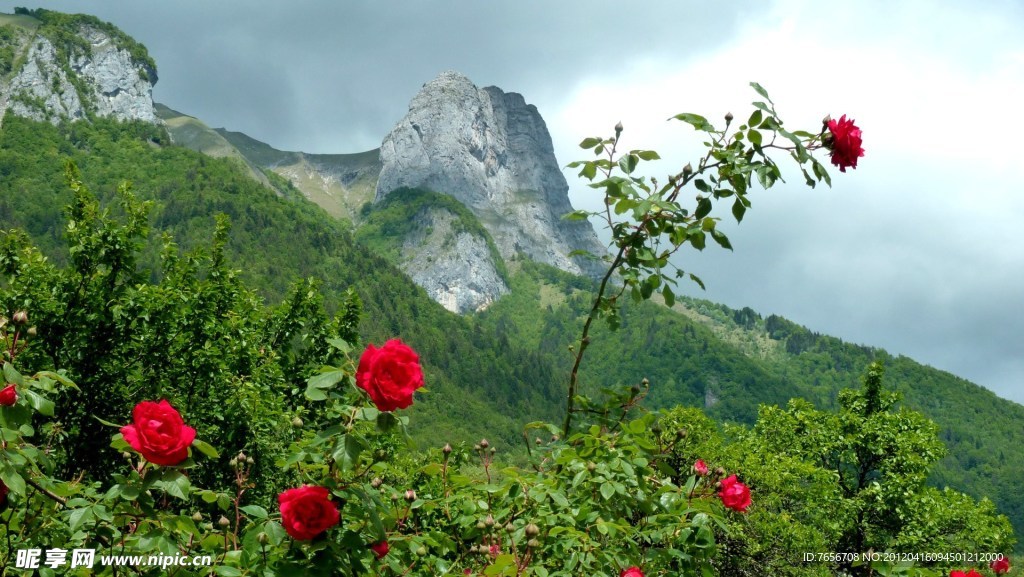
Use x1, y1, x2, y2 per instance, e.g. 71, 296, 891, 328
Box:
743, 362, 1014, 574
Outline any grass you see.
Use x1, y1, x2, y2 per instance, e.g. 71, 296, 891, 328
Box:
0, 13, 42, 30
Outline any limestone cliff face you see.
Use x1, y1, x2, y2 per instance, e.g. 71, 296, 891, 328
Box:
0, 18, 157, 125
376, 71, 606, 283
400, 207, 509, 313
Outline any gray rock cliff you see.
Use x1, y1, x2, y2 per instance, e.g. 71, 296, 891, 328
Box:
376, 72, 606, 285
1, 20, 157, 125
400, 207, 509, 313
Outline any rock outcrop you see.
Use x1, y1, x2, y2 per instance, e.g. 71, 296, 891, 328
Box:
400, 207, 509, 313
1, 15, 157, 125
376, 71, 606, 282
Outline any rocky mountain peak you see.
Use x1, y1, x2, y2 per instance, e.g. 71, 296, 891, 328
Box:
376, 71, 606, 283
0, 10, 158, 125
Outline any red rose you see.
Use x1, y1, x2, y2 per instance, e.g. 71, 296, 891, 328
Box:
950, 570, 983, 577
693, 459, 708, 476
991, 557, 1011, 574
718, 474, 752, 512
620, 567, 645, 577
120, 400, 196, 466
0, 384, 16, 406
356, 339, 424, 412
278, 485, 340, 541
826, 114, 864, 173
370, 540, 389, 559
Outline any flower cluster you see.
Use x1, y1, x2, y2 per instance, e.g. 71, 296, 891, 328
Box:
115, 340, 425, 551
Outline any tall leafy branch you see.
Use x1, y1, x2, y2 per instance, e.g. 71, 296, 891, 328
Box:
562, 83, 837, 436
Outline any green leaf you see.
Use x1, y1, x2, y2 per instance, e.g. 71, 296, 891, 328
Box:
22, 389, 54, 416
750, 82, 773, 104
690, 230, 706, 250
3, 363, 24, 386
636, 150, 661, 160
579, 162, 597, 180
335, 433, 366, 473
377, 411, 399, 433
662, 285, 675, 308
155, 471, 190, 500
563, 210, 591, 221
672, 113, 713, 131
748, 109, 763, 127
711, 229, 733, 250
191, 439, 219, 459
240, 505, 269, 519
731, 198, 747, 223
618, 154, 639, 175
94, 415, 123, 428
307, 369, 346, 391
694, 198, 713, 220
579, 137, 602, 149
326, 338, 352, 353
689, 273, 706, 290
0, 461, 25, 496
747, 129, 762, 146
304, 387, 327, 401
68, 506, 94, 532
600, 482, 615, 501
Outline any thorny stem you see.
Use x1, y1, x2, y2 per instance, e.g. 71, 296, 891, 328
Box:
562, 246, 625, 437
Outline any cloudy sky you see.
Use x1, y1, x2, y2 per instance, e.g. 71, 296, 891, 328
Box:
4, 1, 1022, 404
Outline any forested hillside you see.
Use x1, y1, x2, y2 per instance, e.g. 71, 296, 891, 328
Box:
474, 260, 1024, 547
0, 115, 563, 452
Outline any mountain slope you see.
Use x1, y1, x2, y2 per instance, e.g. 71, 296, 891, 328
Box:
474, 261, 1024, 545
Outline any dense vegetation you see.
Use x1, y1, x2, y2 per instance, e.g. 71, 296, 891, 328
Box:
476, 260, 1024, 550
0, 14, 1020, 566
12, 7, 157, 74
0, 114, 564, 454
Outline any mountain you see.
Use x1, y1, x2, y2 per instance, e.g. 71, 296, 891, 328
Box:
1, 9, 1022, 548
162, 70, 609, 313
0, 9, 157, 125
375, 72, 606, 289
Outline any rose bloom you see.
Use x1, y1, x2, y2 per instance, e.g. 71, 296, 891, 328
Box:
356, 339, 424, 412
718, 474, 752, 512
693, 459, 708, 476
620, 567, 645, 577
370, 540, 389, 559
826, 114, 864, 173
120, 400, 196, 466
990, 557, 1011, 575
278, 486, 340, 541
950, 570, 983, 577
0, 384, 16, 406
